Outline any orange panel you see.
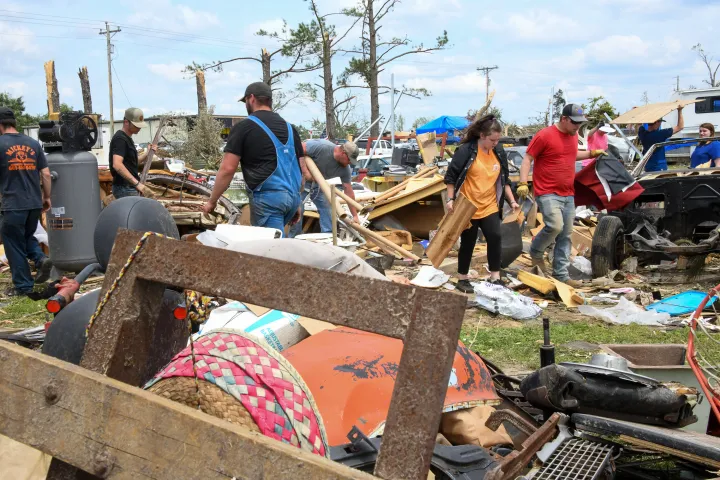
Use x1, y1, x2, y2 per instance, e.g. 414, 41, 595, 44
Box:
282, 327, 500, 446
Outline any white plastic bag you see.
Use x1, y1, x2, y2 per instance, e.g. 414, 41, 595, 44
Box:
578, 297, 671, 326
410, 266, 450, 288
572, 256, 592, 276
473, 282, 542, 320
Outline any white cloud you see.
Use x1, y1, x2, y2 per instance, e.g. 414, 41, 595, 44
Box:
128, 1, 219, 32
147, 63, 188, 82
0, 22, 38, 54
585, 35, 649, 64
60, 87, 75, 98
0, 81, 27, 96
405, 72, 485, 95
484, 11, 589, 43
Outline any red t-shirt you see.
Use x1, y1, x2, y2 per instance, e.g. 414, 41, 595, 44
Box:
527, 125, 578, 197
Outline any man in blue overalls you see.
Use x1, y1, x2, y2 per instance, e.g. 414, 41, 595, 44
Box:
203, 82, 308, 235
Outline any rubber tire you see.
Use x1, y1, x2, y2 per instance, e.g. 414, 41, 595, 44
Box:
591, 216, 625, 278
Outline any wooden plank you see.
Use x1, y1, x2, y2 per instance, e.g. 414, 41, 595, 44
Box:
305, 157, 347, 218
417, 133, 439, 165
551, 279, 584, 307
517, 270, 556, 295
611, 100, 700, 125
425, 193, 477, 268
368, 180, 446, 220
346, 222, 421, 262
619, 436, 720, 469
373, 167, 438, 203
0, 341, 374, 480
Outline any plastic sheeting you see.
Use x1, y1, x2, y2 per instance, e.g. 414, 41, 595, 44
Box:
416, 115, 470, 135
472, 282, 542, 320
579, 297, 671, 325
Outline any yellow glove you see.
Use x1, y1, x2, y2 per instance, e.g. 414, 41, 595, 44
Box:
516, 182, 529, 199
590, 149, 607, 158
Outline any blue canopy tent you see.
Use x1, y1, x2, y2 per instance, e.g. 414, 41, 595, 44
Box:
416, 116, 470, 135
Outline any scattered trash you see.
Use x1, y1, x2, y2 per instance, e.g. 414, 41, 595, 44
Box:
575, 207, 595, 219
410, 266, 450, 288
442, 283, 456, 291
473, 282, 542, 320
646, 290, 718, 317
588, 296, 619, 305
639, 291, 655, 306
621, 256, 638, 273
578, 297, 671, 325
571, 256, 592, 276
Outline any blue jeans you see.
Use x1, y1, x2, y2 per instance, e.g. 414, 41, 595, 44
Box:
530, 194, 574, 280
289, 183, 333, 237
112, 184, 139, 198
248, 190, 301, 237
2, 209, 46, 293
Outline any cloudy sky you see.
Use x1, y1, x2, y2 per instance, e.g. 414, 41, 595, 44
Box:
1, 0, 718, 130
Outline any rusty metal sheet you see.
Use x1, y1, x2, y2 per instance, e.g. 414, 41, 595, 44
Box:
283, 327, 500, 446
78, 230, 468, 480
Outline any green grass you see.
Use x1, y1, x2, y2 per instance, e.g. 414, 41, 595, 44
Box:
0, 294, 48, 329
460, 320, 690, 371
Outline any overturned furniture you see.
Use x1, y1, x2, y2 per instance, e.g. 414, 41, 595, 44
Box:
0, 230, 468, 480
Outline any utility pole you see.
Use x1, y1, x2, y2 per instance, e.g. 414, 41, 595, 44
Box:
99, 22, 121, 135
676, 75, 680, 92
477, 65, 498, 103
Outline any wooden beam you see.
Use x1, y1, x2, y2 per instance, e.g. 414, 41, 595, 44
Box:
0, 341, 374, 480
304, 157, 347, 217
517, 270, 556, 295
373, 167, 438, 203
346, 222, 421, 262
425, 193, 477, 268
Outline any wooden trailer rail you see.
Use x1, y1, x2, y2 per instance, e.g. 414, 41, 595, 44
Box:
0, 230, 468, 480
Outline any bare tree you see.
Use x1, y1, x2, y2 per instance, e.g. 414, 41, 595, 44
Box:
183, 21, 322, 111
693, 43, 720, 88
341, 0, 449, 136
78, 66, 93, 114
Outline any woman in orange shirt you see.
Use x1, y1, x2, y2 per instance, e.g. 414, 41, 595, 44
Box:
444, 115, 519, 293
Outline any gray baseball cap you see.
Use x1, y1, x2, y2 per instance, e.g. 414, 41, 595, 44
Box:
562, 103, 588, 123
239, 81, 273, 103
124, 107, 147, 128
342, 141, 360, 163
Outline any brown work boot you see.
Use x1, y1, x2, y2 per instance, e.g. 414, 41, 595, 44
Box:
531, 256, 551, 277
556, 277, 584, 288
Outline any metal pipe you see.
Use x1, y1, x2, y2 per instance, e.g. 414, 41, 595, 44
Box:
603, 113, 643, 167
631, 134, 720, 177
390, 74, 395, 151
369, 91, 406, 157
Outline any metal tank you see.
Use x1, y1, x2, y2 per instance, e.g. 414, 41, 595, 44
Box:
39, 112, 102, 272
46, 150, 102, 272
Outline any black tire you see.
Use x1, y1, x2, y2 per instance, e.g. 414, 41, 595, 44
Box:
591, 216, 625, 278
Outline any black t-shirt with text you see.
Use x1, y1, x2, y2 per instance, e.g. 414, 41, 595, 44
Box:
223, 110, 304, 190
0, 133, 47, 211
109, 130, 139, 187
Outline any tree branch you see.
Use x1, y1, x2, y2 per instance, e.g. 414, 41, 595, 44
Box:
200, 56, 261, 71
377, 47, 441, 68
376, 41, 407, 62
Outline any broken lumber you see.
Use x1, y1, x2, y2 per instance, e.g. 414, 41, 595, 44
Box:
139, 116, 168, 183
374, 166, 438, 203
552, 278, 584, 307
517, 270, 555, 295
44, 60, 60, 118
333, 181, 364, 212
347, 222, 421, 262
304, 157, 347, 217
425, 192, 478, 268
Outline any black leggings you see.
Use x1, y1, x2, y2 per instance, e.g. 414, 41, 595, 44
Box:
458, 212, 502, 275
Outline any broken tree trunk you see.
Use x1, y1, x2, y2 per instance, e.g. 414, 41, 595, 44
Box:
78, 66, 92, 114
425, 193, 478, 268
261, 49, 271, 85
44, 60, 60, 117
196, 69, 207, 113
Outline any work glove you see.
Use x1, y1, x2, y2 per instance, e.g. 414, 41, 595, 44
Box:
590, 150, 607, 158
516, 182, 529, 200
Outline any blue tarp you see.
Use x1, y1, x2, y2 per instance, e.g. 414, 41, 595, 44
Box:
416, 116, 470, 135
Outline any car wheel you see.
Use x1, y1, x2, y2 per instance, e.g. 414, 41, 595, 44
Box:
591, 216, 625, 278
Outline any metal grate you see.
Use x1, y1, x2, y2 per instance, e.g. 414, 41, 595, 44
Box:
534, 438, 614, 480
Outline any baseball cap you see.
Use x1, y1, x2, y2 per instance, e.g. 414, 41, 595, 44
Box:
239, 81, 273, 103
0, 107, 15, 121
342, 141, 360, 163
562, 103, 588, 123
124, 107, 147, 129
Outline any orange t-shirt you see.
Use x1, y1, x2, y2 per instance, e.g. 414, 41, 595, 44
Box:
460, 149, 500, 219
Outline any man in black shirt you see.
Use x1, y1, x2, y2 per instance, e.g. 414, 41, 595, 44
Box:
0, 107, 53, 296
109, 107, 156, 198
203, 82, 308, 235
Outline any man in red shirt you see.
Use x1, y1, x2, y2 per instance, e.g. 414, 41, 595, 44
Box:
517, 104, 605, 286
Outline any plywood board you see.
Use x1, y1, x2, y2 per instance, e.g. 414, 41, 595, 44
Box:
425, 193, 478, 268
417, 132, 439, 164
611, 100, 701, 125
552, 278, 584, 308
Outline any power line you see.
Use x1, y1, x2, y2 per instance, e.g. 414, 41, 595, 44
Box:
112, 62, 131, 105
476, 65, 498, 102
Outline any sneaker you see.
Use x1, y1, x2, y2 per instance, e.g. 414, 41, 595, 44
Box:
489, 278, 507, 287
531, 256, 552, 277
455, 279, 475, 294
34, 257, 53, 284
